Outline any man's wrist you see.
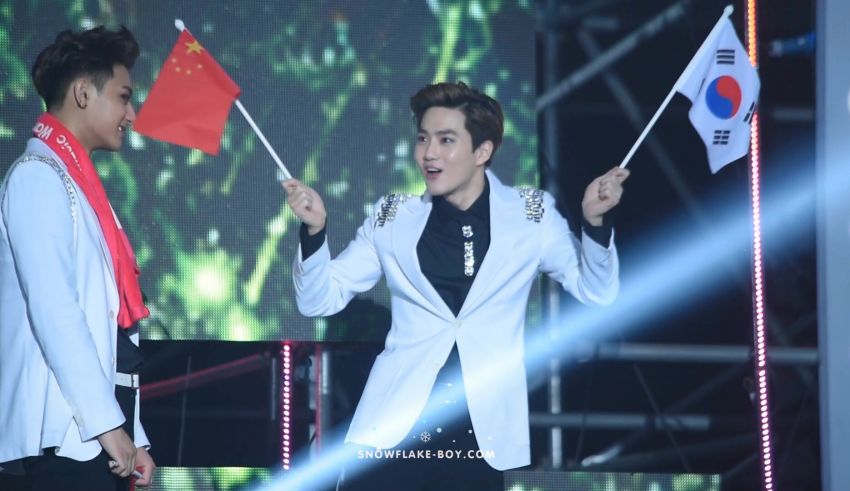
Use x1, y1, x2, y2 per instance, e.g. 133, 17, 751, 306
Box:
583, 214, 603, 227
300, 222, 326, 260
582, 215, 613, 248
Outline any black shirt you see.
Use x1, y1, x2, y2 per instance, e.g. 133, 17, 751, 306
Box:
416, 179, 491, 316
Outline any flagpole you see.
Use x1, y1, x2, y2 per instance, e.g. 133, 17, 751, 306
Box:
618, 5, 734, 169
233, 100, 293, 180
174, 19, 293, 180
617, 86, 678, 168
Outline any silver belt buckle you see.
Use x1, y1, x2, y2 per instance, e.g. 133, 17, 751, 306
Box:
115, 372, 139, 389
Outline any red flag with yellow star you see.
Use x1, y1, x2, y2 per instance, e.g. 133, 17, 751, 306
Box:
134, 29, 240, 155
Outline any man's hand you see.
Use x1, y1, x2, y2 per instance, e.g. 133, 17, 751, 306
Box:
133, 447, 155, 486
582, 167, 630, 226
97, 427, 136, 478
283, 179, 327, 235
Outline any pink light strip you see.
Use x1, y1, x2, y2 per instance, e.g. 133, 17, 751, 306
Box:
281, 342, 292, 470
745, 2, 775, 490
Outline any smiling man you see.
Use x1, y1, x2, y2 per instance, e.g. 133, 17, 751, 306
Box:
284, 82, 629, 490
0, 26, 154, 490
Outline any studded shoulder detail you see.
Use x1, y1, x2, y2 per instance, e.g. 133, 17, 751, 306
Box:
13, 154, 78, 227
374, 193, 415, 227
516, 188, 545, 222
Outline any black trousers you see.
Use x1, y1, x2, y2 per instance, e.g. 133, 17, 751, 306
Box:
21, 449, 129, 491
19, 385, 136, 491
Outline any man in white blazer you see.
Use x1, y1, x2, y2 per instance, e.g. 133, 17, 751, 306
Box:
285, 82, 629, 489
0, 26, 154, 489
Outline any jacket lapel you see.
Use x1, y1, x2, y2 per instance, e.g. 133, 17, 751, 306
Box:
459, 171, 523, 317
391, 196, 455, 319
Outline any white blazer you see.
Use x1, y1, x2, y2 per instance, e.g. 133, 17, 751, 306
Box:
0, 138, 149, 465
293, 170, 618, 470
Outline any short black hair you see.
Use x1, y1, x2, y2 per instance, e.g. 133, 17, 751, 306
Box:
31, 25, 139, 110
410, 82, 504, 166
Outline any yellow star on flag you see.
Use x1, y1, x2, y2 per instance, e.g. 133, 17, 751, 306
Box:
185, 40, 203, 55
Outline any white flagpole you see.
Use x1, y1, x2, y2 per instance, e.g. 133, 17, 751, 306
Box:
232, 100, 293, 180
617, 5, 734, 169
174, 19, 293, 180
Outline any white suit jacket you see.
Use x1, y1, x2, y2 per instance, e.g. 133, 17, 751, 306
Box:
0, 138, 149, 465
293, 170, 618, 470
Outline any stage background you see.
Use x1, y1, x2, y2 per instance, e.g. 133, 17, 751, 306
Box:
0, 1, 823, 489
0, 0, 537, 341
145, 467, 721, 491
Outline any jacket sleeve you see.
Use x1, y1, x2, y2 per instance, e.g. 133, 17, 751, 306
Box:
3, 162, 125, 441
292, 200, 384, 316
538, 191, 620, 305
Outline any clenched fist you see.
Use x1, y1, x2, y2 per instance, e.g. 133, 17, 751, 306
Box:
283, 179, 327, 235
582, 167, 630, 226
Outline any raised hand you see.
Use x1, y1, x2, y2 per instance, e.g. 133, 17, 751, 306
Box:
283, 178, 327, 235
582, 167, 630, 226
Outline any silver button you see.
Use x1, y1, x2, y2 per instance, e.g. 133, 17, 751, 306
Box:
109, 310, 115, 318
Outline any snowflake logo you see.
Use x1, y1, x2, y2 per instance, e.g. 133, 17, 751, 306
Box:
419, 431, 431, 442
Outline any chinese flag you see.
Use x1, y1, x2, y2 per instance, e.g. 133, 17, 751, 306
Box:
134, 29, 241, 155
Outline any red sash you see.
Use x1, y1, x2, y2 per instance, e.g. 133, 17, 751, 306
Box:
32, 113, 149, 328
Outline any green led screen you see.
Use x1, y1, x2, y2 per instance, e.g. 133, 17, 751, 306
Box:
145, 467, 721, 491
0, 0, 537, 341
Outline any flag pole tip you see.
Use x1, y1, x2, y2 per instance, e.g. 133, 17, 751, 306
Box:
723, 5, 734, 16
174, 19, 185, 32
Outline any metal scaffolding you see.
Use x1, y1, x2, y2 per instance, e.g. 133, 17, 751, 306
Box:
535, 0, 818, 487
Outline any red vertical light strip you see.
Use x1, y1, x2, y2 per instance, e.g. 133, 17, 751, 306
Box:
745, 1, 774, 490
281, 342, 292, 470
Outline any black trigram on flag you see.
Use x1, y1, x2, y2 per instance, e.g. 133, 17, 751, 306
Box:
713, 130, 731, 145
716, 49, 735, 65
743, 102, 756, 123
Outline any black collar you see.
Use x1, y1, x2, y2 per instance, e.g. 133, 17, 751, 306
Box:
431, 176, 490, 225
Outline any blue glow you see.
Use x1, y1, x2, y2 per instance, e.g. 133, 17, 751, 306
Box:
257, 162, 822, 490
